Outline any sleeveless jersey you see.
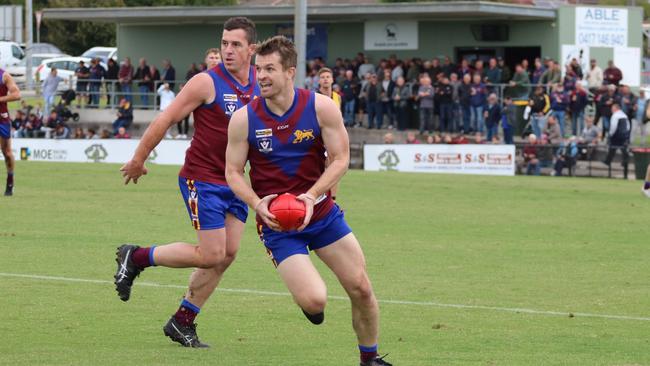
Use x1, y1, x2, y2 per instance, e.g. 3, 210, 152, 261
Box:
179, 63, 259, 185
0, 69, 9, 123
247, 88, 334, 223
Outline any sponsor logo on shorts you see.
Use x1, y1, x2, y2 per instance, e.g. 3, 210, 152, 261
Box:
255, 128, 273, 138
186, 179, 200, 230
257, 138, 273, 153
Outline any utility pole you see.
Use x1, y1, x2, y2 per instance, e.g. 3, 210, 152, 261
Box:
294, 0, 307, 89
25, 0, 33, 90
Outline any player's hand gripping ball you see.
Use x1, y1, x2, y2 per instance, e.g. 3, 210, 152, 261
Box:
269, 193, 306, 231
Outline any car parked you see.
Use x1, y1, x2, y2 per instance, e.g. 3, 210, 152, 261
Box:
6, 53, 67, 84
81, 47, 117, 64
36, 56, 107, 91
0, 41, 25, 68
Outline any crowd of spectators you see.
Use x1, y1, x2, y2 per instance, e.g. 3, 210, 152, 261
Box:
8, 100, 119, 140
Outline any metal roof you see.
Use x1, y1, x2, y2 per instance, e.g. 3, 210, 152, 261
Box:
42, 2, 556, 24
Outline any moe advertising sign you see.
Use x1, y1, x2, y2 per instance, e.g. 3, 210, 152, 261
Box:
2, 139, 190, 165
364, 144, 515, 176
575, 7, 628, 47
364, 20, 418, 50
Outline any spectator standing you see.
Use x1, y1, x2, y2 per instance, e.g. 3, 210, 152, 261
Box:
470, 73, 487, 133
416, 74, 434, 134
570, 82, 588, 135
88, 58, 106, 108
540, 61, 561, 86
442, 56, 456, 77
529, 85, 551, 138
544, 114, 562, 145
458, 73, 472, 133
379, 68, 395, 129
437, 76, 453, 132
134, 58, 152, 107
501, 96, 516, 144
531, 58, 546, 85
74, 60, 90, 108
362, 74, 382, 129
619, 85, 638, 121
604, 103, 630, 177
586, 59, 603, 91
161, 59, 176, 90
185, 63, 200, 80
450, 73, 461, 132
498, 57, 511, 84
42, 68, 63, 115
392, 76, 411, 131
550, 84, 569, 137
603, 60, 623, 86
105, 58, 119, 107
341, 70, 359, 127
485, 58, 502, 86
598, 84, 619, 138
357, 56, 375, 81
509, 64, 530, 99
118, 57, 134, 103
483, 93, 501, 141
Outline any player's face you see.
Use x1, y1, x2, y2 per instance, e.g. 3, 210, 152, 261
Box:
255, 52, 295, 99
221, 29, 254, 73
205, 52, 221, 69
319, 72, 333, 89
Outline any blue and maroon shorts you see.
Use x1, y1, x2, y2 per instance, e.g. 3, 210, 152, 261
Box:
178, 177, 248, 230
257, 205, 352, 266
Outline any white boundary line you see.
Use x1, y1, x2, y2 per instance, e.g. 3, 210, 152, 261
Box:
2, 272, 649, 322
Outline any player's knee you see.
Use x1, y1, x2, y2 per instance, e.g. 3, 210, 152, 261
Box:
197, 248, 226, 269
348, 274, 375, 303
300, 294, 327, 315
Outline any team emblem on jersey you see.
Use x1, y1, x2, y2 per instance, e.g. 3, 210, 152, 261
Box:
223, 94, 238, 102
293, 129, 315, 144
225, 102, 238, 116
255, 128, 273, 138
257, 138, 273, 153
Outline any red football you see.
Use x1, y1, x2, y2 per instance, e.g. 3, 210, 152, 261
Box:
269, 193, 306, 231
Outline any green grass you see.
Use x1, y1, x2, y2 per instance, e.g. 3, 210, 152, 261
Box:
1, 162, 649, 365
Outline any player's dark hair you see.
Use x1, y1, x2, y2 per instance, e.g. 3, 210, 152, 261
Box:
224, 17, 257, 45
256, 36, 297, 71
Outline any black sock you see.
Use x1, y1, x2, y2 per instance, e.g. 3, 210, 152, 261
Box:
301, 309, 324, 325
7, 172, 13, 187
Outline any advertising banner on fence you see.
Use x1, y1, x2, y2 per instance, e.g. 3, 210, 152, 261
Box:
1, 139, 190, 165
364, 144, 516, 176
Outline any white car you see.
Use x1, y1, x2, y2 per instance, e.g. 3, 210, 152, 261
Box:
0, 41, 25, 69
6, 53, 67, 84
36, 56, 107, 91
81, 47, 117, 64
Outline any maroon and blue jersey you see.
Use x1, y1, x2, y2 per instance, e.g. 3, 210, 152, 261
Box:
246, 88, 334, 225
0, 69, 9, 123
179, 63, 259, 185
0, 69, 10, 139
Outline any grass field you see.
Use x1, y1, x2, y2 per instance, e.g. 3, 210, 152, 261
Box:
1, 161, 649, 366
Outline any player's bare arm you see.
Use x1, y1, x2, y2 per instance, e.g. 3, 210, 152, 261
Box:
0, 73, 21, 103
225, 107, 281, 231
296, 93, 349, 230
120, 73, 215, 184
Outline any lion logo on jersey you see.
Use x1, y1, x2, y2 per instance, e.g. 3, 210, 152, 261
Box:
293, 129, 315, 144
